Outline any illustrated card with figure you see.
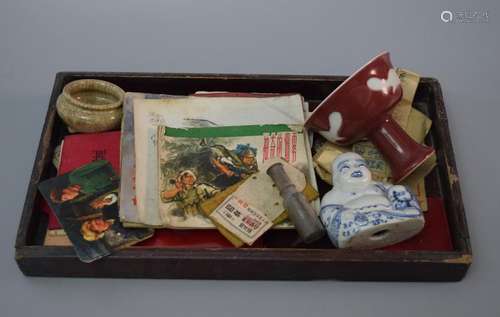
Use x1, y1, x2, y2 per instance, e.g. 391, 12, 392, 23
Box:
157, 124, 309, 228
38, 160, 153, 263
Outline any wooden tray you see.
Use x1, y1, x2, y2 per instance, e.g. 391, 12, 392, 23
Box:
15, 72, 472, 281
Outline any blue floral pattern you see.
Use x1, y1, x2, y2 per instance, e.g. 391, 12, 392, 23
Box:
320, 187, 422, 247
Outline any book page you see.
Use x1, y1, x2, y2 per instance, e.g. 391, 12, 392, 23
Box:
133, 94, 307, 227
157, 125, 309, 229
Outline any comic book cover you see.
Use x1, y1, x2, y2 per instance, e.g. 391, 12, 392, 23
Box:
157, 124, 309, 228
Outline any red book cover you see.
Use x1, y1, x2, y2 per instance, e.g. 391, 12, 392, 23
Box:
58, 131, 121, 175
43, 131, 121, 229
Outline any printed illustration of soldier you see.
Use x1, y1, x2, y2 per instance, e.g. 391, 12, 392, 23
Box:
209, 143, 258, 188
161, 169, 220, 220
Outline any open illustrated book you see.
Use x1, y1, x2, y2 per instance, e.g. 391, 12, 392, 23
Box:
157, 124, 311, 229
120, 92, 319, 228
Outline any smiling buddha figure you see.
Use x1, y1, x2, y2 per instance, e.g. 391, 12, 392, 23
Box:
319, 152, 425, 249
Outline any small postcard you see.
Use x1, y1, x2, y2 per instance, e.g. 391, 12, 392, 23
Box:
38, 160, 153, 263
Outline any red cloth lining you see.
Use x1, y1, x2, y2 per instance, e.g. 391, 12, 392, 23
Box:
382, 197, 453, 251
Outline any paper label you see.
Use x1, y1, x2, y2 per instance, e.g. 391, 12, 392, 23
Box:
210, 195, 272, 245
352, 141, 390, 182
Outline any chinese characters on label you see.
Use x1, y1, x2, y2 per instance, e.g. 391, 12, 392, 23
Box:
211, 195, 272, 245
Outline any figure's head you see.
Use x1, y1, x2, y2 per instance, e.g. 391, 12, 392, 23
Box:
241, 150, 256, 167
89, 193, 118, 209
178, 170, 197, 189
50, 184, 81, 203
81, 217, 114, 241
332, 152, 371, 190
235, 144, 257, 167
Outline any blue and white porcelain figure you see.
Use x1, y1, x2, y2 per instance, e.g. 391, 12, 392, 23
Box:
319, 152, 425, 249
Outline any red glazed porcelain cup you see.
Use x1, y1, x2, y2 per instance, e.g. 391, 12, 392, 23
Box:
305, 51, 434, 183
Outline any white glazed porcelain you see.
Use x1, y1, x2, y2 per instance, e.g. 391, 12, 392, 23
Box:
319, 152, 424, 249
